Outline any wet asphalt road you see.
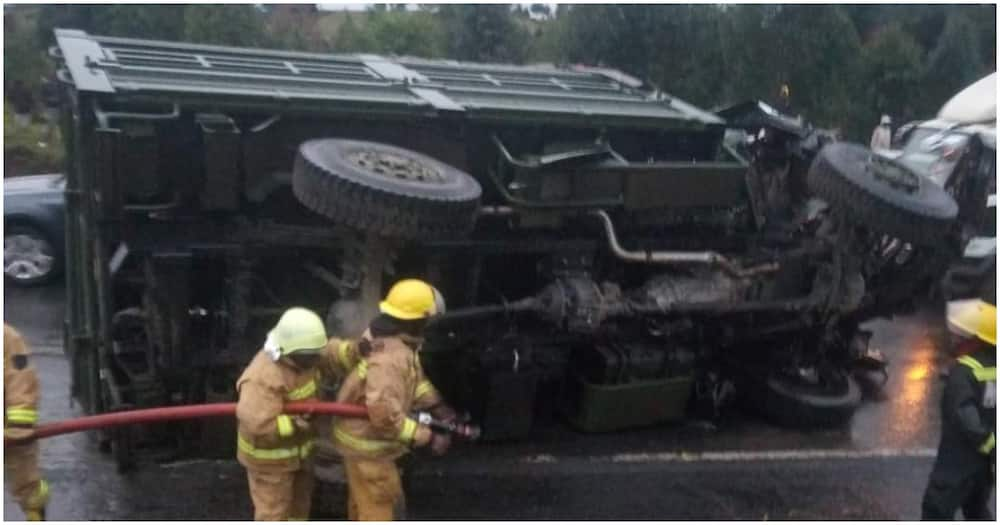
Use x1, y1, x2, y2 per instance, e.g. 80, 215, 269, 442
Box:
3, 284, 995, 520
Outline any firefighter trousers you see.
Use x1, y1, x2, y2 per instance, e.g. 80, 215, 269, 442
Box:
344, 459, 404, 521
246, 467, 314, 521
921, 469, 994, 520
4, 442, 48, 519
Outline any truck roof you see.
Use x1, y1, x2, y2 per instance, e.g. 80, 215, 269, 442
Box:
54, 28, 723, 129
938, 72, 996, 125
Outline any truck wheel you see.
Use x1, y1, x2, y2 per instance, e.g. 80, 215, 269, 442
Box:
293, 139, 482, 240
807, 143, 958, 245
752, 369, 862, 428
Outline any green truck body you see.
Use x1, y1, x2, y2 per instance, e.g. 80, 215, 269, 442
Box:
53, 29, 971, 465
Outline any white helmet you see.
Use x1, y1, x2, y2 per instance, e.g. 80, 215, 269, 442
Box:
880, 115, 891, 125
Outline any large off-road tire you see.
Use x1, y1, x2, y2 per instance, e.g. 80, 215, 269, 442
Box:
292, 139, 482, 240
750, 369, 862, 428
807, 143, 958, 245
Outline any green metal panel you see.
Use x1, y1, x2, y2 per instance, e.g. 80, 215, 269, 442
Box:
565, 375, 693, 433
53, 28, 723, 128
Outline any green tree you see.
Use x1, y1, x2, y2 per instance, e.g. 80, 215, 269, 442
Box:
183, 5, 267, 47
717, 5, 780, 104
526, 7, 569, 63
899, 5, 954, 54
924, 13, 986, 111
35, 4, 185, 44
367, 8, 445, 57
5, 6, 49, 91
647, 6, 729, 107
95, 5, 185, 40
438, 5, 528, 63
719, 6, 865, 135
553, 5, 729, 107
862, 24, 926, 124
961, 4, 997, 72
266, 5, 327, 52
333, 12, 377, 53
35, 4, 97, 45
558, 5, 657, 77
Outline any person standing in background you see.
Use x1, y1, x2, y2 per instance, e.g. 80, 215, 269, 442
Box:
870, 115, 892, 150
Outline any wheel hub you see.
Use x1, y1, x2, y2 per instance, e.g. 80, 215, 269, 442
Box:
869, 155, 919, 193
348, 149, 445, 184
4, 234, 54, 281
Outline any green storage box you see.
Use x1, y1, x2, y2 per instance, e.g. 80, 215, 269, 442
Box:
565, 374, 693, 433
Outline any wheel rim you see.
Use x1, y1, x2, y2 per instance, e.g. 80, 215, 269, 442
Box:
4, 233, 54, 281
348, 149, 445, 184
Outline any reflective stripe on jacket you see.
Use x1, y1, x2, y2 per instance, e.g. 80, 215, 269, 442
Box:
238, 434, 315, 460
958, 355, 997, 383
331, 333, 443, 460
235, 351, 319, 473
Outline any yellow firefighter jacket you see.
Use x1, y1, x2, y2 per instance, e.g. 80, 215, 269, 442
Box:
235, 350, 320, 473
331, 332, 444, 460
4, 325, 40, 438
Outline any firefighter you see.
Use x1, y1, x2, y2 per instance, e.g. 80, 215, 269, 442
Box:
236, 308, 327, 521
331, 279, 457, 521
921, 299, 996, 521
4, 324, 49, 521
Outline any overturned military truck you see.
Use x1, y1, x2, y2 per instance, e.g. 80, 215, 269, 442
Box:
53, 29, 971, 464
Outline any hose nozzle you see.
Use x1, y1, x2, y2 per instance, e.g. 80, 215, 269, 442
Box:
415, 412, 482, 440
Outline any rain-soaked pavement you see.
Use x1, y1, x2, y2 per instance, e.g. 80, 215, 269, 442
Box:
3, 284, 995, 520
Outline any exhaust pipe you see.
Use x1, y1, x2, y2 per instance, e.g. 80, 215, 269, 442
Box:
589, 210, 779, 277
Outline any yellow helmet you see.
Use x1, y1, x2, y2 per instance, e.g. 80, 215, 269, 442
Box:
267, 307, 328, 356
946, 299, 996, 346
379, 279, 446, 320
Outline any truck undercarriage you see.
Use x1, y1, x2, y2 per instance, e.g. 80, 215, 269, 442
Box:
53, 30, 967, 465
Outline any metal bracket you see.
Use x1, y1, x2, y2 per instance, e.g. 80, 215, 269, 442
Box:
491, 134, 622, 170
360, 55, 429, 83
92, 99, 180, 129
55, 29, 115, 93
409, 87, 464, 112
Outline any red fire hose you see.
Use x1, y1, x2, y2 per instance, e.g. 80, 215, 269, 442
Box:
4, 401, 368, 446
